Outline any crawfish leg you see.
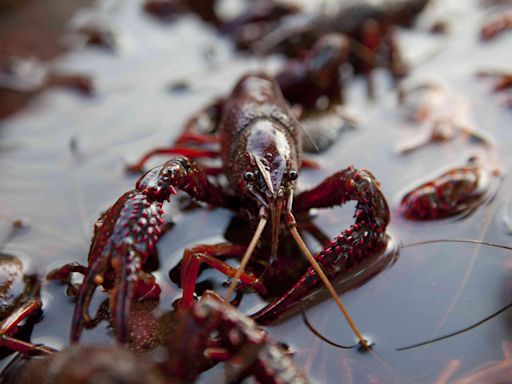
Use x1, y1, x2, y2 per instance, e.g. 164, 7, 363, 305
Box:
128, 147, 219, 173
71, 256, 112, 342
179, 244, 267, 309
0, 299, 53, 355
130, 98, 226, 173
253, 167, 389, 324
46, 262, 88, 296
174, 98, 225, 143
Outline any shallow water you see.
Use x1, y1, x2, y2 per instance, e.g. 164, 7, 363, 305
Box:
1, 0, 512, 382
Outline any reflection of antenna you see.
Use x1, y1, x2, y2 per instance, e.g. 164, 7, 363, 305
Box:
300, 238, 512, 351
396, 238, 512, 351
301, 304, 358, 349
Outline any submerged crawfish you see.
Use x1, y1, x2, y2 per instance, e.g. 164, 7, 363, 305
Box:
52, 72, 390, 345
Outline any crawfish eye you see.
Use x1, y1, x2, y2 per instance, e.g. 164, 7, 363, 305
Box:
288, 170, 298, 181
244, 172, 254, 181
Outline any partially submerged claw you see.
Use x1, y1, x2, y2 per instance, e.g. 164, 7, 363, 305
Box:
70, 189, 165, 343
252, 167, 390, 331
67, 156, 229, 343
400, 165, 490, 220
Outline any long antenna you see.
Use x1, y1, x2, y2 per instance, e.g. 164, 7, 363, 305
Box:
402, 238, 512, 251
288, 216, 369, 349
396, 238, 512, 351
224, 216, 268, 303
396, 301, 512, 351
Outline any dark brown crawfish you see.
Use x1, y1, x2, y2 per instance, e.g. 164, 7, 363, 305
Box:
49, 72, 389, 347
241, 0, 430, 86
2, 295, 310, 384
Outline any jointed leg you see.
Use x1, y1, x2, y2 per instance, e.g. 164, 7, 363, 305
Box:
129, 98, 225, 172
252, 167, 389, 326
0, 298, 54, 355
47, 262, 89, 297
179, 243, 267, 309
128, 147, 219, 173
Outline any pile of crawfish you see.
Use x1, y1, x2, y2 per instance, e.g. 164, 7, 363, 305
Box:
1, 0, 509, 382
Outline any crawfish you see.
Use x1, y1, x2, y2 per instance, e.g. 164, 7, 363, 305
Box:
400, 164, 491, 221
245, 0, 430, 91
2, 295, 310, 384
52, 72, 389, 345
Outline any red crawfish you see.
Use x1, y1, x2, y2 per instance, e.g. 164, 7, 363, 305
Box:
2, 295, 310, 384
400, 165, 492, 220
51, 72, 390, 347
130, 33, 353, 171
245, 0, 430, 93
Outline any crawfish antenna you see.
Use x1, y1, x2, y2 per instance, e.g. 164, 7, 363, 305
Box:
287, 212, 370, 349
224, 214, 268, 303
396, 300, 512, 351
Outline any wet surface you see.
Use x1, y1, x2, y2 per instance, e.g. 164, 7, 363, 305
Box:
1, 0, 512, 382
